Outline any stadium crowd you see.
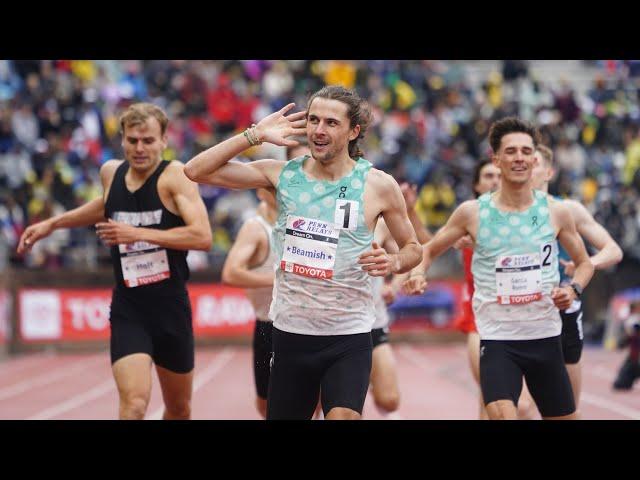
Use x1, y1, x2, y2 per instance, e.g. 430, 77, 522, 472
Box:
1, 59, 639, 273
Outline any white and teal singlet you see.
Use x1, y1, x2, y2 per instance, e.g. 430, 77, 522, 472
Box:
472, 190, 561, 340
268, 155, 376, 335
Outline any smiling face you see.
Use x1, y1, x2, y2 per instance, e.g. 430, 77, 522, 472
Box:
492, 132, 537, 186
306, 97, 360, 164
121, 117, 167, 173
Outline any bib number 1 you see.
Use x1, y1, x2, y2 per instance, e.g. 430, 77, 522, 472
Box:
334, 200, 359, 230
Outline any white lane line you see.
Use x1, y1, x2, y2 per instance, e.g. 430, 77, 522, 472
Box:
27, 379, 115, 420
147, 347, 236, 420
0, 355, 105, 401
581, 392, 640, 420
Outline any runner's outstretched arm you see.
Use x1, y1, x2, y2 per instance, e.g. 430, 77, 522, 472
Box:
184, 103, 305, 189
404, 200, 476, 294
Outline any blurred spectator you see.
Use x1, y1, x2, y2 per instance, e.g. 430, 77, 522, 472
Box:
612, 300, 640, 390
623, 124, 640, 185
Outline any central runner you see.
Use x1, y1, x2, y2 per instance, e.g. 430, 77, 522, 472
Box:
185, 85, 422, 419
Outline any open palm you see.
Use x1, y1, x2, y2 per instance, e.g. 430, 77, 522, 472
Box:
255, 103, 307, 147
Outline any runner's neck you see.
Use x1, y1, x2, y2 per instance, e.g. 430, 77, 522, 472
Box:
126, 158, 164, 186
494, 184, 536, 212
304, 154, 357, 182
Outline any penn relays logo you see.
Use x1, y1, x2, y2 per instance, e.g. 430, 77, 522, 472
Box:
292, 219, 306, 229
501, 257, 512, 267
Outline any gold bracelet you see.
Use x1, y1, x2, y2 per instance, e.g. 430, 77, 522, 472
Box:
243, 129, 255, 146
248, 124, 262, 146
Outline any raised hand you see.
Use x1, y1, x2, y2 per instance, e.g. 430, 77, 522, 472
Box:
253, 103, 307, 147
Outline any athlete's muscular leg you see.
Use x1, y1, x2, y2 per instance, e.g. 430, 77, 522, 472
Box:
517, 382, 540, 420
325, 407, 361, 420
565, 362, 582, 416
156, 365, 193, 420
370, 343, 400, 413
255, 397, 268, 419
486, 400, 518, 420
112, 353, 153, 420
467, 333, 489, 420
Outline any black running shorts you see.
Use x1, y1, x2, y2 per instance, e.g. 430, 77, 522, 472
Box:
371, 327, 389, 349
480, 335, 575, 418
267, 327, 372, 420
109, 289, 194, 374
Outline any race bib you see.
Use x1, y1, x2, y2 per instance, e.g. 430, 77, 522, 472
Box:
119, 241, 170, 288
280, 215, 339, 279
495, 253, 542, 305
334, 200, 359, 230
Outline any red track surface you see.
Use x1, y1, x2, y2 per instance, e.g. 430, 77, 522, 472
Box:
0, 343, 637, 420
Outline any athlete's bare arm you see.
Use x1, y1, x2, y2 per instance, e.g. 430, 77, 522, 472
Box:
16, 160, 120, 254
550, 201, 595, 310
404, 200, 477, 294
359, 172, 421, 276
222, 219, 274, 289
400, 182, 433, 244
95, 162, 212, 251
374, 217, 399, 255
374, 216, 407, 303
559, 199, 623, 276
184, 103, 305, 189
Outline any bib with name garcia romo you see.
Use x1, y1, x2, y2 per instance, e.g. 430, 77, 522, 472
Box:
472, 189, 561, 340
